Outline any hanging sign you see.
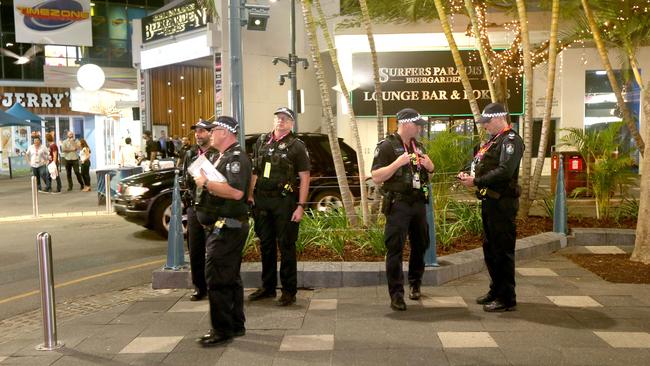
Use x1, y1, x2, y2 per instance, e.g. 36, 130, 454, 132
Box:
141, 0, 210, 43
13, 0, 92, 46
351, 50, 523, 116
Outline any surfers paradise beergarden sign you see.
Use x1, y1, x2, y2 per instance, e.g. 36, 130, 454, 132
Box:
351, 51, 523, 117
13, 0, 92, 46
142, 0, 210, 43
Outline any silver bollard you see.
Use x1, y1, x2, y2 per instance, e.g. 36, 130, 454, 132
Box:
31, 176, 39, 218
105, 173, 112, 213
35, 232, 64, 350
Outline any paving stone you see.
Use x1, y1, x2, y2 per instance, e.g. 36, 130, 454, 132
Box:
437, 332, 498, 348
119, 336, 183, 354
0, 354, 63, 365
561, 347, 650, 366
308, 299, 337, 311
593, 331, 650, 348
272, 350, 332, 365
167, 301, 209, 313
584, 246, 626, 254
443, 348, 508, 365
421, 296, 467, 308
500, 346, 564, 366
516, 267, 558, 276
332, 348, 448, 366
546, 296, 602, 307
138, 313, 204, 337
162, 350, 226, 366
113, 353, 168, 365
279, 334, 334, 351
591, 295, 647, 307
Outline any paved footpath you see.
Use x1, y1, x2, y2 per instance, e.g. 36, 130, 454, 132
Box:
1, 248, 649, 366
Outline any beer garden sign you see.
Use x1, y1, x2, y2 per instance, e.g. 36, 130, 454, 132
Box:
351, 50, 523, 117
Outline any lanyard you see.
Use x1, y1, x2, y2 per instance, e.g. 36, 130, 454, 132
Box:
474, 126, 511, 161
403, 139, 421, 172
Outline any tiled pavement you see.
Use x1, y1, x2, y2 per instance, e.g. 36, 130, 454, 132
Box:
1, 249, 650, 365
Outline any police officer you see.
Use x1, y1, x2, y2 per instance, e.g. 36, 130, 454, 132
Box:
182, 119, 219, 301
371, 108, 435, 311
247, 107, 310, 306
458, 102, 524, 312
194, 116, 251, 346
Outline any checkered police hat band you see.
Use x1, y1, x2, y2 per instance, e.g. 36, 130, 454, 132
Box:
398, 115, 422, 124
481, 112, 508, 118
213, 120, 237, 133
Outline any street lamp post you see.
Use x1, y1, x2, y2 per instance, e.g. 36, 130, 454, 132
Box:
272, 0, 308, 131
228, 0, 246, 149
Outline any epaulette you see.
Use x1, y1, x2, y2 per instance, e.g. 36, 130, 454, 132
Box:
508, 131, 516, 140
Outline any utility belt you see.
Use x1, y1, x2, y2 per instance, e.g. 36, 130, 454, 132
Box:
254, 182, 295, 198
381, 190, 426, 215
475, 185, 521, 201
202, 216, 248, 235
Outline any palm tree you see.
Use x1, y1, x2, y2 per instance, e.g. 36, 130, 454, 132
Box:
515, 0, 534, 219
526, 0, 560, 216
433, 0, 481, 121
464, 0, 496, 103
581, 0, 645, 155
631, 82, 650, 264
312, 0, 369, 226
300, 0, 357, 225
358, 0, 385, 141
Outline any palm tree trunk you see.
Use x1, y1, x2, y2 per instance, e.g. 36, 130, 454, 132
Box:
299, 0, 357, 226
631, 83, 650, 264
358, 0, 384, 141
515, 0, 534, 219
581, 0, 645, 156
526, 0, 560, 216
433, 0, 481, 121
464, 0, 496, 103
313, 0, 369, 227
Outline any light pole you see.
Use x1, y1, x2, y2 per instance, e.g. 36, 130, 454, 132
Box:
272, 0, 308, 131
228, 0, 270, 150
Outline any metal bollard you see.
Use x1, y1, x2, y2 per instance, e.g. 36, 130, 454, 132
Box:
424, 183, 439, 267
105, 173, 112, 213
553, 155, 568, 234
35, 232, 64, 350
31, 176, 39, 218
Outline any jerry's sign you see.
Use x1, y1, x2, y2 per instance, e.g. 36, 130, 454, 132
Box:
351, 51, 523, 116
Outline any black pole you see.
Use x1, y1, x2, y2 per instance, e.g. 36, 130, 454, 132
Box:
290, 0, 299, 131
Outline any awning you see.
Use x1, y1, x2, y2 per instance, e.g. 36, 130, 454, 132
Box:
0, 109, 42, 129
6, 103, 43, 122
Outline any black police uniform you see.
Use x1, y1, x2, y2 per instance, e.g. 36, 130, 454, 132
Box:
251, 132, 310, 297
372, 133, 430, 299
196, 142, 251, 338
181, 145, 219, 297
470, 128, 524, 307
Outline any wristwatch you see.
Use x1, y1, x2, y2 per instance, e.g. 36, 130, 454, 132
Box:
297, 203, 306, 208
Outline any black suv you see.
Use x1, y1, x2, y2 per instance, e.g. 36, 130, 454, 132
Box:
113, 133, 362, 237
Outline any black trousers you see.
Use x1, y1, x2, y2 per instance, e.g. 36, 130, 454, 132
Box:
186, 207, 207, 294
481, 196, 518, 305
64, 159, 83, 189
253, 195, 299, 296
384, 200, 428, 298
205, 223, 247, 337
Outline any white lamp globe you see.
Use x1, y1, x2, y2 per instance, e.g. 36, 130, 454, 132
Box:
77, 64, 105, 91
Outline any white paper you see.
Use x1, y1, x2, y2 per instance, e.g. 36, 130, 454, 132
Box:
188, 154, 226, 182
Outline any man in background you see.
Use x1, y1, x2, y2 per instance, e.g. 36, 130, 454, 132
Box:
61, 131, 84, 191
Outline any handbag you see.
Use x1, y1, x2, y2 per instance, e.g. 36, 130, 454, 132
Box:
47, 161, 58, 179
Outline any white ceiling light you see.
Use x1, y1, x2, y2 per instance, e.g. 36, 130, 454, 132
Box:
77, 63, 105, 91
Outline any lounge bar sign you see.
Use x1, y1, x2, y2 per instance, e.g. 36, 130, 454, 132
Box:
142, 0, 209, 43
351, 51, 523, 116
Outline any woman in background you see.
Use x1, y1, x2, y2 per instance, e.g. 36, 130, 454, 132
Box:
79, 139, 92, 192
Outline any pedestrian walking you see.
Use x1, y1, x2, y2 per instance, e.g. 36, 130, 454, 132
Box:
61, 131, 84, 191
457, 102, 524, 312
45, 133, 62, 193
25, 136, 50, 193
247, 107, 310, 307
371, 108, 435, 311
79, 139, 92, 191
182, 120, 219, 301
193, 116, 251, 347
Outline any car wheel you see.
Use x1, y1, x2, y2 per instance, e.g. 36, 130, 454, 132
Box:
311, 190, 343, 212
152, 196, 188, 238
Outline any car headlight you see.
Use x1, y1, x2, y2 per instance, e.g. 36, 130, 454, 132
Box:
125, 186, 149, 197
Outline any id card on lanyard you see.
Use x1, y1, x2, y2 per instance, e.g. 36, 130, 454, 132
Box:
471, 127, 510, 177
404, 140, 421, 189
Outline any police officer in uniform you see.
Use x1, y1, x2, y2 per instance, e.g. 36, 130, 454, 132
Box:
182, 120, 219, 301
194, 116, 251, 346
371, 108, 435, 311
458, 103, 524, 312
247, 107, 310, 306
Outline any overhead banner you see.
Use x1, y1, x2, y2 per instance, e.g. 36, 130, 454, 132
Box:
351, 51, 523, 116
141, 0, 210, 43
13, 0, 92, 46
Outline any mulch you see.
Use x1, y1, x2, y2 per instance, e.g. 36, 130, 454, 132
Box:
243, 216, 644, 284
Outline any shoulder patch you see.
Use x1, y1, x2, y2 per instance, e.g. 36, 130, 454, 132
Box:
231, 161, 240, 173
508, 131, 516, 140
374, 146, 380, 158
505, 143, 515, 155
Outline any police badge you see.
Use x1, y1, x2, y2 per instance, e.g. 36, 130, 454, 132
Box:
279, 142, 286, 150
231, 161, 241, 173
